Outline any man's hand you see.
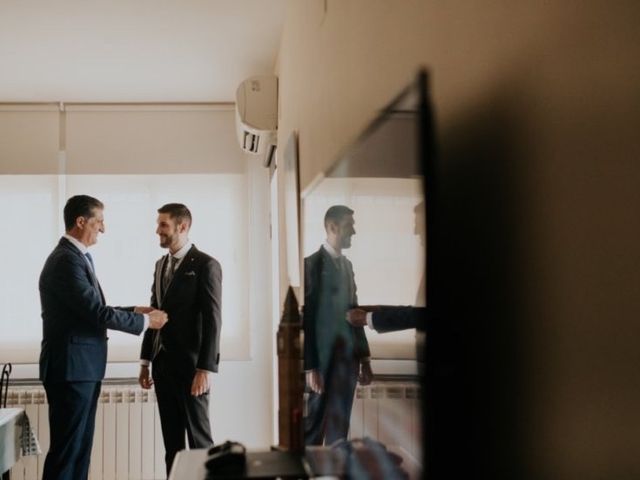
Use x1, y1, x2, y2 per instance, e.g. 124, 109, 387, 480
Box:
306, 369, 324, 394
134, 306, 155, 314
358, 360, 373, 386
346, 308, 368, 327
139, 365, 153, 389
148, 309, 168, 329
191, 370, 210, 397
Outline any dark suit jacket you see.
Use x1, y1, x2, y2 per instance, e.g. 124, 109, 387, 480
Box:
372, 306, 426, 333
303, 246, 370, 373
140, 245, 222, 374
39, 237, 144, 382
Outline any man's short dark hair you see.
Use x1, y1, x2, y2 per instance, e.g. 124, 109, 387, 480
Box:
158, 203, 192, 227
64, 195, 104, 231
324, 205, 354, 228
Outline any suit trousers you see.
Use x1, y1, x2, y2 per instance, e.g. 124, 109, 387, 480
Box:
42, 381, 101, 480
304, 346, 359, 446
152, 350, 213, 476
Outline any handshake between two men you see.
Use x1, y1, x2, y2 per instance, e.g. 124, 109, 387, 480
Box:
39, 197, 222, 479
346, 306, 424, 333
133, 306, 169, 330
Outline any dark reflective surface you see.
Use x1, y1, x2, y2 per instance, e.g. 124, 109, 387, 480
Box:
301, 74, 427, 479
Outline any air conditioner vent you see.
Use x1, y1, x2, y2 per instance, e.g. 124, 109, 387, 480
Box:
235, 75, 278, 167
243, 131, 260, 153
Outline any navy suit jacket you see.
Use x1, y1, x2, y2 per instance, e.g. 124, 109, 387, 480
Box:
371, 306, 426, 333
39, 237, 144, 382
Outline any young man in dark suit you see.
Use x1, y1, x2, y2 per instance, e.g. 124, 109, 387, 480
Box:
39, 195, 168, 480
139, 203, 222, 475
303, 205, 373, 446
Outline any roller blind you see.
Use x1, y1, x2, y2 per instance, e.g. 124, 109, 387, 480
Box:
0, 105, 254, 365
0, 105, 60, 174
65, 105, 242, 174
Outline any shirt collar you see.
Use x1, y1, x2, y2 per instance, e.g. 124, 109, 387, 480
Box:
170, 241, 192, 260
322, 241, 341, 260
63, 234, 88, 255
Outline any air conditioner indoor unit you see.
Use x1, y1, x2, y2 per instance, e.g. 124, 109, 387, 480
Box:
235, 75, 278, 167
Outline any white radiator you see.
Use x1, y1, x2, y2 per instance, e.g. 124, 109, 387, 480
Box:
6, 382, 420, 479
6, 385, 165, 480
349, 382, 422, 478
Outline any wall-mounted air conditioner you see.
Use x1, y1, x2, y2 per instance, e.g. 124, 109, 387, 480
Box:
235, 75, 278, 167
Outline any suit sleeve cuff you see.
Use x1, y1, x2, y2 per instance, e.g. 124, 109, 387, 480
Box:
366, 312, 374, 329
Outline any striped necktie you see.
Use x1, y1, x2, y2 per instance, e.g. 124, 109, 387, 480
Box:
162, 255, 178, 296
84, 252, 95, 272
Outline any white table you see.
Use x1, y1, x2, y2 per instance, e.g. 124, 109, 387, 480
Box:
0, 408, 24, 474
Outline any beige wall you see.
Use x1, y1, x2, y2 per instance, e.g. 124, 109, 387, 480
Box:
277, 1, 640, 477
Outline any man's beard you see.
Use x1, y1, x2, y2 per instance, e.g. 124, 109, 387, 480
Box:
159, 234, 177, 248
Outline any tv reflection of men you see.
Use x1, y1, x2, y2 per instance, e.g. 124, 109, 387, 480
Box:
304, 205, 373, 446
347, 305, 425, 333
347, 201, 426, 334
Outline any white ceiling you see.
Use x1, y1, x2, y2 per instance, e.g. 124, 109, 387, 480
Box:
0, 0, 286, 102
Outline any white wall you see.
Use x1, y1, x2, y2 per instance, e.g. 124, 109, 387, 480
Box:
211, 159, 274, 448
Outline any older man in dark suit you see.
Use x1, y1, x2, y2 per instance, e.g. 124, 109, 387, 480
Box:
39, 194, 168, 480
303, 205, 373, 446
139, 203, 222, 475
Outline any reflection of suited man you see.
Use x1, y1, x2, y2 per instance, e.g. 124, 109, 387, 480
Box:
139, 203, 222, 475
39, 195, 167, 480
304, 205, 372, 446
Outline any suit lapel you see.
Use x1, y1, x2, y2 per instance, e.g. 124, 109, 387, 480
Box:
85, 259, 105, 305
156, 256, 167, 308
160, 245, 198, 306
319, 246, 355, 303
60, 238, 105, 305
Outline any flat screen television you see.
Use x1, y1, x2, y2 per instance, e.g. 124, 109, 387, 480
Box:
300, 70, 437, 478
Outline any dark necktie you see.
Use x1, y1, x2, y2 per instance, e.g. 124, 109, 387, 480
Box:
162, 255, 178, 296
155, 255, 178, 358
84, 252, 95, 272
84, 251, 104, 303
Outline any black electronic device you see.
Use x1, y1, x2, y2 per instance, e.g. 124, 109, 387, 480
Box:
205, 441, 247, 478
